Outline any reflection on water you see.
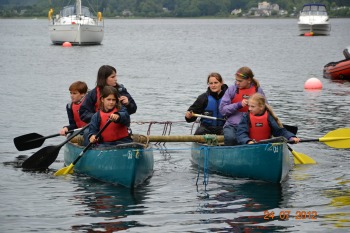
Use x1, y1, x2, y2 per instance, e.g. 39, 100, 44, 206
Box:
69, 175, 148, 232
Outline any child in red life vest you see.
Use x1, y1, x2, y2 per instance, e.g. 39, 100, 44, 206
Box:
87, 86, 132, 146
59, 81, 88, 136
236, 93, 300, 145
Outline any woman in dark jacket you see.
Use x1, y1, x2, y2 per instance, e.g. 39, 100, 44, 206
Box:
79, 65, 137, 124
185, 72, 228, 135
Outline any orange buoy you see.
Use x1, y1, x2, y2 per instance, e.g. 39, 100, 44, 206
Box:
62, 42, 72, 47
304, 32, 314, 36
304, 77, 322, 90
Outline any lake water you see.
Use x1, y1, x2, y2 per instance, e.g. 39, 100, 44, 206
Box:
0, 18, 349, 233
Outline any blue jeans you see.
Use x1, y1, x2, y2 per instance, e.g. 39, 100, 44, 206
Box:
223, 124, 238, 146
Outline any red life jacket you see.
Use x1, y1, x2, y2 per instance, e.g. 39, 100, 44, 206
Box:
94, 87, 101, 112
99, 108, 129, 142
71, 100, 88, 128
231, 86, 257, 112
249, 111, 271, 142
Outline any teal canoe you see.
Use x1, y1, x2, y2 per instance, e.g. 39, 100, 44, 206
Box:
191, 140, 292, 183
63, 142, 154, 188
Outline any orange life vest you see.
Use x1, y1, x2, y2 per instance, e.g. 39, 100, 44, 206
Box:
231, 86, 256, 112
71, 101, 88, 128
249, 111, 271, 142
99, 108, 129, 142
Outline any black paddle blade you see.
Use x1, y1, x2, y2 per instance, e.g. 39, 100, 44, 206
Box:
283, 124, 298, 135
14, 133, 46, 151
22, 145, 61, 170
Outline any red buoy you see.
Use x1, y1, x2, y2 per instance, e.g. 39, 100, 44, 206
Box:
304, 32, 314, 36
304, 78, 322, 90
62, 42, 72, 47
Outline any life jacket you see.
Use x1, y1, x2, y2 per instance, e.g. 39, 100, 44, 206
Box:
99, 108, 129, 142
94, 87, 101, 112
71, 98, 88, 128
231, 86, 257, 112
248, 111, 271, 142
201, 95, 224, 127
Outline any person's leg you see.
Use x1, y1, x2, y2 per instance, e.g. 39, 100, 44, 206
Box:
223, 125, 238, 146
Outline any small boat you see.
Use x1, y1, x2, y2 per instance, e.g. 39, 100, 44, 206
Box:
48, 0, 104, 45
298, 3, 330, 36
191, 139, 292, 183
323, 48, 350, 80
63, 142, 154, 188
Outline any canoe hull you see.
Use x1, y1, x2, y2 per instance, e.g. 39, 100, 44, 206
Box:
191, 142, 292, 183
63, 142, 154, 188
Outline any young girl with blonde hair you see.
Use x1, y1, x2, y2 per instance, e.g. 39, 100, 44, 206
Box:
236, 93, 300, 145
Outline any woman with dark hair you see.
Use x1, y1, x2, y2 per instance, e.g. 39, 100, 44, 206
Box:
79, 65, 137, 123
185, 72, 228, 135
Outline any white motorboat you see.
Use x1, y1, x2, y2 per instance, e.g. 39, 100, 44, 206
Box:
48, 0, 104, 45
298, 3, 330, 36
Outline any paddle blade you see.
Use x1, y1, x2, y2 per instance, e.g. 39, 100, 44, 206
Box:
54, 163, 74, 176
320, 128, 350, 149
22, 145, 60, 170
14, 133, 46, 151
289, 147, 316, 165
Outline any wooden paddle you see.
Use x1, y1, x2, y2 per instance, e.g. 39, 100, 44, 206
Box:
21, 124, 89, 170
291, 128, 350, 149
14, 128, 82, 151
54, 120, 112, 176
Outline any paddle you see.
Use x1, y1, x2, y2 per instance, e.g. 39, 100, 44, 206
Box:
288, 145, 316, 164
289, 128, 350, 149
54, 119, 112, 176
192, 113, 298, 135
14, 128, 82, 151
21, 124, 89, 170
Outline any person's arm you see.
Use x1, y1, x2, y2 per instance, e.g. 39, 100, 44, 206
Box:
79, 90, 96, 123
269, 115, 296, 140
236, 114, 252, 144
114, 106, 130, 126
88, 112, 100, 143
66, 103, 77, 131
185, 92, 207, 123
118, 85, 137, 115
219, 85, 242, 117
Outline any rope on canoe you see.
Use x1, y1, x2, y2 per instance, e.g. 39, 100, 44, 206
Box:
196, 146, 210, 191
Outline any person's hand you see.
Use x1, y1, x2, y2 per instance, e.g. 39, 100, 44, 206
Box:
119, 96, 129, 106
59, 127, 68, 136
247, 140, 255, 144
290, 137, 300, 144
109, 113, 120, 122
242, 98, 249, 108
89, 135, 97, 143
185, 111, 193, 119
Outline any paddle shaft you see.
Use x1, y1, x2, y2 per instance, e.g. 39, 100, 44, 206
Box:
72, 120, 112, 166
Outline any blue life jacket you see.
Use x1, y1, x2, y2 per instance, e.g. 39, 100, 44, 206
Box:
201, 95, 225, 127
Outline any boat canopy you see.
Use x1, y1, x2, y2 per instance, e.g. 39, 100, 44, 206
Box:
301, 4, 327, 16
60, 5, 92, 17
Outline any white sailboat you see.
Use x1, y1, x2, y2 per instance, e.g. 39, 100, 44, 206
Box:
48, 0, 104, 45
298, 3, 330, 36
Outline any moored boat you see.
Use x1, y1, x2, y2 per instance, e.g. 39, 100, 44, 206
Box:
191, 139, 292, 183
63, 142, 154, 188
48, 0, 104, 45
298, 3, 330, 36
323, 48, 350, 80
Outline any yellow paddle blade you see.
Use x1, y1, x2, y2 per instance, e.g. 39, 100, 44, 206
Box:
289, 146, 316, 164
320, 128, 350, 149
54, 163, 74, 176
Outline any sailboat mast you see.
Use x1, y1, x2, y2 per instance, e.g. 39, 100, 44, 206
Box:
76, 0, 82, 16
